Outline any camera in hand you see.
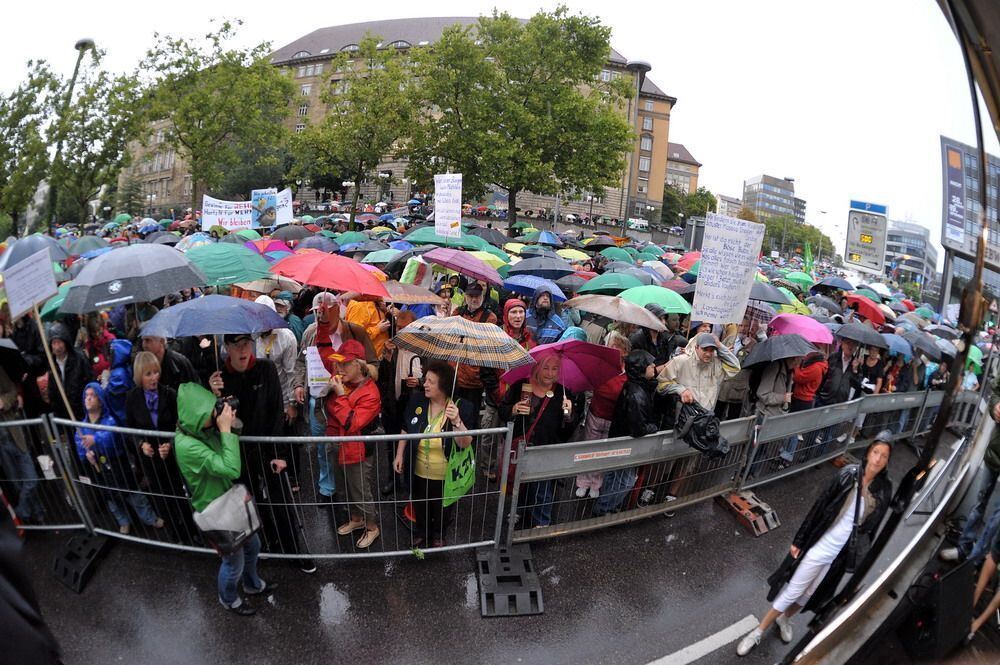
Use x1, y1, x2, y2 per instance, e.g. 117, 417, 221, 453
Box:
216, 396, 240, 415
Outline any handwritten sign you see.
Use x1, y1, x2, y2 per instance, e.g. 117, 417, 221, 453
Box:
573, 448, 633, 463
1, 249, 58, 320
202, 195, 254, 231
275, 188, 293, 226
692, 213, 765, 324
305, 346, 331, 398
433, 173, 462, 239
251, 188, 277, 228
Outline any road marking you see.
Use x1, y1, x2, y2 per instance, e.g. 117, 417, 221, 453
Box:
647, 614, 760, 665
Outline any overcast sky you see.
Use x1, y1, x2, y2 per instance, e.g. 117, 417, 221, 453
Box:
3, 0, 990, 269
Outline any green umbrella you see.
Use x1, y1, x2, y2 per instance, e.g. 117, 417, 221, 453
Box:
776, 288, 810, 314
405, 227, 489, 251
497, 264, 512, 279
967, 345, 984, 368
915, 306, 935, 319
113, 213, 131, 224
578, 272, 644, 296
622, 246, 638, 257
40, 282, 73, 321
600, 247, 634, 264
235, 229, 262, 241
208, 224, 229, 237
645, 244, 667, 256
185, 243, 272, 286
619, 285, 692, 314
302, 215, 315, 223
783, 271, 815, 289
636, 251, 661, 263
855, 288, 882, 302
478, 244, 511, 264
336, 231, 368, 245
361, 248, 401, 264
158, 219, 173, 228
511, 221, 533, 230
319, 230, 339, 240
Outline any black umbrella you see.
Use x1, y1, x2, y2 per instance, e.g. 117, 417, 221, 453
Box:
69, 235, 109, 256
507, 255, 576, 280
809, 313, 832, 324
469, 226, 509, 247
0, 338, 26, 379
603, 261, 634, 272
0, 234, 69, 270
811, 276, 854, 292
835, 321, 889, 349
585, 236, 618, 250
349, 240, 390, 254
271, 225, 314, 242
143, 230, 173, 244
219, 234, 244, 244
606, 266, 655, 285
925, 324, 960, 340
383, 246, 435, 280
519, 245, 560, 259
742, 333, 817, 368
556, 273, 588, 294
897, 331, 940, 361
750, 281, 791, 305
807, 294, 842, 314
60, 244, 207, 314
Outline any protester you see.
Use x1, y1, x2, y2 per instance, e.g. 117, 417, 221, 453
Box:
140, 334, 197, 392
753, 357, 798, 418
453, 282, 500, 428
345, 295, 391, 357
502, 298, 535, 350
525, 286, 567, 345
737, 432, 893, 656
47, 322, 89, 420
0, 365, 43, 523
657, 333, 741, 412
275, 291, 305, 342
377, 310, 422, 493
717, 319, 764, 420
104, 339, 134, 425
254, 296, 300, 485
75, 312, 115, 381
575, 332, 630, 498
324, 340, 381, 548
174, 382, 272, 616
393, 361, 475, 546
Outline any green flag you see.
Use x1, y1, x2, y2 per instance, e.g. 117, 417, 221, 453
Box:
804, 241, 813, 273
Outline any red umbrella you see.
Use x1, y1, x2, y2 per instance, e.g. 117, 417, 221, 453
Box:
676, 251, 701, 271
304, 223, 321, 232
901, 299, 916, 312
574, 270, 597, 281
271, 253, 389, 298
845, 294, 886, 327
422, 247, 503, 286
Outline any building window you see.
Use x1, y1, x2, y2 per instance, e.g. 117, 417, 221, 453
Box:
297, 104, 309, 116
300, 84, 312, 96
641, 117, 653, 131
295, 123, 306, 134
640, 135, 652, 151
644, 100, 654, 111
637, 179, 648, 194
638, 156, 651, 173
292, 51, 311, 59
297, 66, 306, 77
600, 69, 612, 82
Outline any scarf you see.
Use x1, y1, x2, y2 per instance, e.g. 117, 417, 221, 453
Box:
144, 389, 159, 427
224, 354, 256, 374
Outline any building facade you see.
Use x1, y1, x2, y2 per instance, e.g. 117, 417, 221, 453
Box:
118, 120, 191, 217
885, 220, 939, 289
742, 174, 805, 224
716, 194, 742, 219
665, 142, 700, 195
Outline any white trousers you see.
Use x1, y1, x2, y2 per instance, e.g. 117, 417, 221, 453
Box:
772, 550, 832, 613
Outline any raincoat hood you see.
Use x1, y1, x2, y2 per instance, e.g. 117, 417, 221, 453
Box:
559, 326, 587, 342
110, 339, 133, 369
625, 350, 656, 382
503, 297, 527, 324
49, 321, 73, 346
81, 381, 108, 415
177, 382, 217, 435
531, 284, 557, 309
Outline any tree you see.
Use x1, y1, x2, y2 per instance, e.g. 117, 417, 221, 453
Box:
737, 207, 758, 222
683, 186, 717, 220
0, 60, 60, 236
215, 142, 290, 201
289, 34, 416, 229
758, 214, 836, 260
117, 173, 144, 217
660, 184, 684, 228
407, 8, 634, 232
140, 21, 294, 212
901, 281, 922, 301
54, 52, 143, 226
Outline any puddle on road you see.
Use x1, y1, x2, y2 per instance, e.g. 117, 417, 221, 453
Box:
319, 583, 350, 625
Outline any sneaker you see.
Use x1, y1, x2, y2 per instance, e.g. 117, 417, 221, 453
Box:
939, 547, 961, 562
337, 519, 365, 536
220, 598, 255, 616
776, 614, 794, 643
736, 628, 762, 656
299, 558, 317, 574
588, 487, 600, 499
243, 580, 278, 596
575, 486, 588, 498
119, 524, 131, 535
664, 494, 677, 518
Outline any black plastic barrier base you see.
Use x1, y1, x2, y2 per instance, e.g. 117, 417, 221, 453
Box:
51, 534, 112, 593
476, 544, 543, 617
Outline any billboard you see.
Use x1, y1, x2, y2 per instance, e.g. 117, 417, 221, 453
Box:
844, 200, 888, 273
940, 136, 1000, 270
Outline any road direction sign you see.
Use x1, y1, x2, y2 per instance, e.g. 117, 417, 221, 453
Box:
844, 200, 887, 274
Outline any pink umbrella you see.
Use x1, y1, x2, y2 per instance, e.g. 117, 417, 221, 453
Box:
499, 339, 622, 392
245, 239, 293, 255
423, 246, 503, 286
768, 313, 833, 345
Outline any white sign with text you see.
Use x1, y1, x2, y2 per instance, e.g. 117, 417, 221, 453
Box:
1, 249, 58, 320
433, 173, 462, 239
202, 195, 254, 231
692, 213, 766, 324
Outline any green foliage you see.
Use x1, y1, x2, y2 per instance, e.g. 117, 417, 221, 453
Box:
140, 20, 294, 211
117, 173, 144, 217
0, 213, 13, 239
0, 60, 60, 235
215, 142, 290, 200
737, 207, 758, 222
900, 281, 922, 301
760, 214, 836, 260
683, 186, 717, 219
660, 185, 684, 227
289, 34, 416, 228
407, 7, 634, 229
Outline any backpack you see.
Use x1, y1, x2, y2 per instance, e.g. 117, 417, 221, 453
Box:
675, 402, 730, 459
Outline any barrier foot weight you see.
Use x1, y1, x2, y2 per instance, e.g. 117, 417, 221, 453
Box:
716, 491, 780, 537
51, 533, 113, 593
476, 544, 543, 617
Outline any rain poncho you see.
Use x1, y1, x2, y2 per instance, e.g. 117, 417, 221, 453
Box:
174, 382, 241, 512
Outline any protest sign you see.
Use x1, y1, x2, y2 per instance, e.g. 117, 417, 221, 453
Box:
692, 213, 765, 324
251, 188, 277, 228
202, 195, 254, 231
1, 249, 58, 320
275, 188, 293, 226
305, 346, 331, 398
433, 173, 462, 239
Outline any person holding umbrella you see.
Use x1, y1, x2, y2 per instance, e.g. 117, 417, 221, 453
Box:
453, 283, 500, 430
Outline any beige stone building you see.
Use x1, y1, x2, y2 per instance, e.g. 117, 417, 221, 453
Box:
665, 142, 701, 195
118, 119, 192, 217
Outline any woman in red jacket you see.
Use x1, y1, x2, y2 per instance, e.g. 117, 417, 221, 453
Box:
779, 348, 829, 466
324, 340, 382, 548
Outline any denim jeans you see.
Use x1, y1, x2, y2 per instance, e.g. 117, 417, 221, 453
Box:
519, 480, 556, 526
592, 468, 638, 516
218, 532, 263, 607
0, 434, 44, 520
957, 465, 1000, 562
106, 490, 159, 528
310, 397, 335, 498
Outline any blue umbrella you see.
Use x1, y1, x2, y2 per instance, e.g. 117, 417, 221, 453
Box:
141, 294, 289, 338
507, 255, 576, 280
389, 240, 414, 251
297, 236, 340, 253
139, 223, 160, 235
407, 198, 422, 205
80, 246, 115, 260
811, 276, 854, 292
881, 333, 912, 361
503, 275, 566, 302
379, 213, 397, 222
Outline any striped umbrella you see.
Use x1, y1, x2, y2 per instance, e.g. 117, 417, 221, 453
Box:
392, 316, 532, 371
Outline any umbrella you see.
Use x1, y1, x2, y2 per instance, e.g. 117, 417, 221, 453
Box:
506, 255, 576, 280
600, 247, 634, 264
113, 213, 132, 224
881, 333, 913, 361
468, 227, 509, 247
742, 333, 817, 368
504, 275, 566, 302
745, 301, 776, 326
392, 315, 532, 371
246, 239, 294, 256
605, 266, 656, 285
344, 240, 390, 254
812, 276, 854, 292
175, 233, 213, 252
555, 273, 589, 293
835, 321, 889, 349
234, 275, 303, 295
641, 260, 674, 282
936, 338, 958, 359
383, 281, 446, 305
520, 230, 564, 247
967, 344, 984, 367
562, 295, 666, 331
139, 223, 161, 235
423, 247, 503, 286
361, 249, 402, 264
886, 300, 909, 314
185, 244, 273, 286
271, 225, 313, 242
577, 272, 644, 296
677, 252, 701, 271
583, 236, 617, 250
750, 281, 791, 305
219, 234, 245, 245
869, 283, 892, 298
768, 314, 834, 345
556, 248, 589, 262
404, 227, 489, 251
297, 236, 340, 253
270, 253, 389, 298
901, 330, 942, 361
620, 285, 692, 315
845, 294, 886, 326
807, 294, 841, 315
141, 294, 289, 338
854, 288, 883, 303
0, 338, 26, 379
407, 198, 422, 205
898, 311, 929, 329
69, 235, 109, 256
519, 245, 561, 259
876, 303, 897, 322
926, 324, 960, 340
662, 279, 696, 295
783, 271, 815, 289
500, 340, 623, 392
39, 282, 73, 321
468, 250, 508, 268
60, 244, 207, 314
0, 234, 70, 271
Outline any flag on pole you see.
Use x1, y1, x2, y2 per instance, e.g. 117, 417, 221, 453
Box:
803, 241, 813, 274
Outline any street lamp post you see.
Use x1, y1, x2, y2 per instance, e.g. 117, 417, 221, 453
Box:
48, 37, 95, 235
621, 60, 651, 232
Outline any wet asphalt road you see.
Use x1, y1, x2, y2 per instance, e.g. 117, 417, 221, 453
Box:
17, 446, 948, 665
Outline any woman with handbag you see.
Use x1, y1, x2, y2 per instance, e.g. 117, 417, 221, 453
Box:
175, 382, 272, 617
736, 432, 894, 657
393, 361, 475, 547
